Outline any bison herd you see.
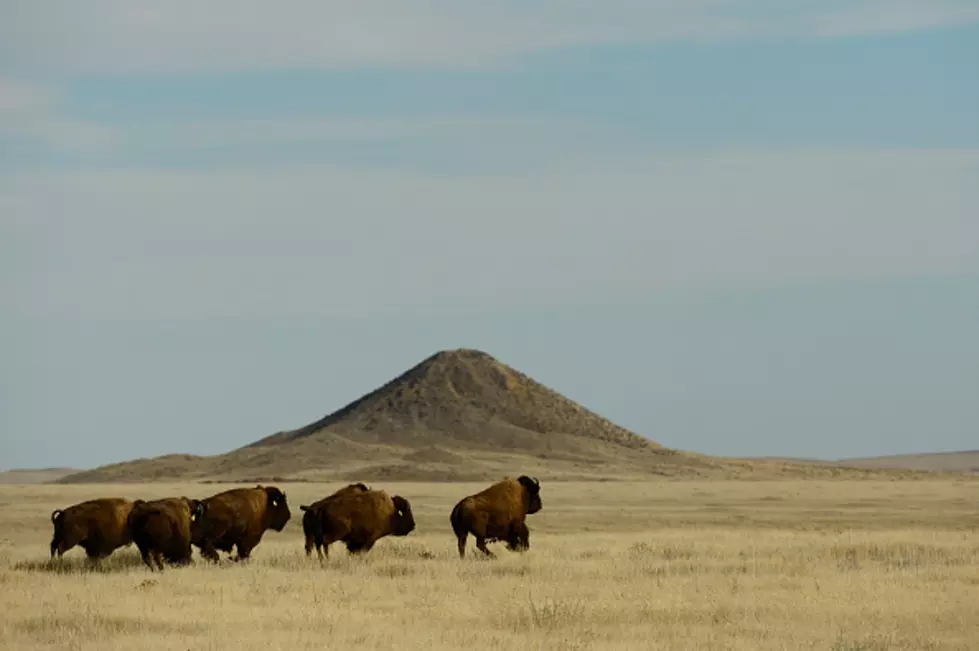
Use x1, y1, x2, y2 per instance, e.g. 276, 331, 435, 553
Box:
47, 476, 542, 570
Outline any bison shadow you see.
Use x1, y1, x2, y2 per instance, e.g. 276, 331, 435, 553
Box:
14, 550, 149, 574
12, 549, 229, 574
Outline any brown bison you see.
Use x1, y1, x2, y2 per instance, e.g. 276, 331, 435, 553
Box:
298, 482, 369, 558
127, 497, 205, 570
192, 485, 291, 562
309, 488, 415, 556
49, 497, 136, 560
450, 475, 541, 558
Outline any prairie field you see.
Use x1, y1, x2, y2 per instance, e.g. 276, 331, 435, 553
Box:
1, 479, 977, 650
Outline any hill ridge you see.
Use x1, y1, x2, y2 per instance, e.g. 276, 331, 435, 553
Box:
251, 348, 665, 453
52, 348, 940, 483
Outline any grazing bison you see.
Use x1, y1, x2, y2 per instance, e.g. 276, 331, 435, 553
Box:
450, 475, 541, 558
49, 497, 136, 561
192, 485, 291, 562
299, 482, 369, 558
310, 488, 415, 556
127, 497, 205, 570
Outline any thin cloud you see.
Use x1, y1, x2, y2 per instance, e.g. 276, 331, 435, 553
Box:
814, 0, 979, 36
0, 106, 615, 168
2, 1, 977, 74
0, 79, 55, 113
4, 147, 977, 319
0, 79, 116, 151
107, 115, 605, 149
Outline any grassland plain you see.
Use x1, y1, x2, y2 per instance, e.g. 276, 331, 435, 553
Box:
1, 480, 977, 651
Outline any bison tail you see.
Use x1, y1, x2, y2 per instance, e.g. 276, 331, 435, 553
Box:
50, 510, 65, 558
299, 505, 309, 512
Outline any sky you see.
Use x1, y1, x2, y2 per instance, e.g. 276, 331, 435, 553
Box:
1, 1, 978, 470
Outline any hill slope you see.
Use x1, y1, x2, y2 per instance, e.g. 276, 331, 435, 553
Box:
837, 450, 979, 473
0, 468, 80, 484
56, 348, 920, 483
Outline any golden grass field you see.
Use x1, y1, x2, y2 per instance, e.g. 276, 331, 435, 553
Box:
1, 479, 977, 650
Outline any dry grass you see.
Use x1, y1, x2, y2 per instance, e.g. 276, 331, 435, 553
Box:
0, 468, 79, 485
1, 480, 978, 650
840, 451, 979, 473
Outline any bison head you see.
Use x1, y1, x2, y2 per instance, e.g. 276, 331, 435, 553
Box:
518, 475, 542, 514
263, 486, 292, 532
390, 495, 416, 536
186, 499, 207, 542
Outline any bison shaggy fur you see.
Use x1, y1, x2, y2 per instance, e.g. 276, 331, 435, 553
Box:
311, 489, 415, 556
450, 475, 541, 558
127, 497, 205, 571
50, 497, 136, 561
299, 482, 369, 559
192, 485, 291, 562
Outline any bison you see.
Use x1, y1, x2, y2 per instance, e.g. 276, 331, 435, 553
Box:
298, 482, 369, 559
192, 485, 291, 562
49, 497, 136, 561
127, 497, 205, 570
450, 475, 541, 558
308, 488, 415, 556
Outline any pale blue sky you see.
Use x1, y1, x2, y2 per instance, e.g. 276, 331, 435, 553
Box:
1, 2, 978, 469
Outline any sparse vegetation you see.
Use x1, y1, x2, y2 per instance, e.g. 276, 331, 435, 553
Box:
52, 349, 949, 484
1, 479, 977, 650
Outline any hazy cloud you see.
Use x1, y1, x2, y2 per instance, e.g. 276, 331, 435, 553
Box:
3, 1, 977, 74
0, 79, 116, 151
0, 112, 611, 164
814, 0, 979, 36
4, 148, 977, 320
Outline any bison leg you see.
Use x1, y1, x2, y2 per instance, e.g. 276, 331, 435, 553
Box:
82, 547, 108, 569
153, 552, 166, 571
344, 538, 372, 554
50, 520, 76, 558
81, 539, 103, 560
169, 541, 194, 567
234, 540, 256, 561
474, 536, 496, 558
505, 521, 530, 552
314, 530, 328, 558
55, 538, 79, 558
308, 532, 327, 560
198, 542, 221, 563
138, 546, 156, 571
316, 540, 329, 560
49, 527, 65, 558
167, 551, 192, 568
456, 532, 468, 559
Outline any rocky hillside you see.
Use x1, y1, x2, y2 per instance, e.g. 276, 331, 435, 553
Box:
56, 349, 918, 483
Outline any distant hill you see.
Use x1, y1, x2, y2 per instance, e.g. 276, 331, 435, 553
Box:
0, 468, 80, 484
56, 349, 926, 483
836, 450, 979, 473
